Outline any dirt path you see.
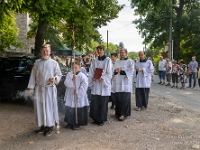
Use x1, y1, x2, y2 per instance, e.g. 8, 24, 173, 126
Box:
0, 89, 200, 150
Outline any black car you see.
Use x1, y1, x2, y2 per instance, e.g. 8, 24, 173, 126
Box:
0, 56, 66, 103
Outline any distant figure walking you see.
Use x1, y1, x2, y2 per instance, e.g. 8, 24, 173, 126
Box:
158, 56, 166, 85
187, 56, 198, 88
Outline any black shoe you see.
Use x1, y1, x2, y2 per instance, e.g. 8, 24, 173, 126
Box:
161, 82, 165, 85
92, 121, 99, 124
158, 82, 162, 84
98, 122, 104, 126
65, 124, 72, 128
187, 86, 191, 88
118, 116, 125, 121
44, 127, 53, 137
171, 85, 175, 88
72, 125, 81, 130
35, 125, 46, 134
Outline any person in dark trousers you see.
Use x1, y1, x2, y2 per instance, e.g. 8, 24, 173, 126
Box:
187, 56, 198, 89
110, 52, 118, 109
135, 51, 154, 111
64, 60, 89, 130
88, 45, 112, 126
112, 49, 134, 121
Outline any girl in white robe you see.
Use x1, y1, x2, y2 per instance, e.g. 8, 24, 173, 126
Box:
64, 61, 89, 130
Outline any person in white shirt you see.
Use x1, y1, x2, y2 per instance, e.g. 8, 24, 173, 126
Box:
158, 56, 166, 85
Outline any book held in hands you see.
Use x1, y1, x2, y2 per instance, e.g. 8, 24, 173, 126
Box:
94, 68, 103, 79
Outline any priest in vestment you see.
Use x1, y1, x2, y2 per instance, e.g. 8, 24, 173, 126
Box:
112, 48, 134, 121
28, 44, 62, 136
135, 51, 154, 111
88, 45, 112, 126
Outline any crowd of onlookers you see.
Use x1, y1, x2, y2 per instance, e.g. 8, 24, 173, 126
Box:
157, 56, 200, 90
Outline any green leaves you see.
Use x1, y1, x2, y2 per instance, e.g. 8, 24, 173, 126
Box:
131, 0, 200, 62
128, 51, 139, 60
0, 11, 22, 51
0, 0, 123, 56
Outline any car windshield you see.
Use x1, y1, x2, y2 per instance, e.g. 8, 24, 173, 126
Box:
0, 58, 34, 71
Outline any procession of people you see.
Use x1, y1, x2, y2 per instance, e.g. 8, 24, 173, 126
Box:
27, 44, 154, 136
28, 44, 200, 138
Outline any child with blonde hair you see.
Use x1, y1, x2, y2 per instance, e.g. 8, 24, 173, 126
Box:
64, 60, 89, 130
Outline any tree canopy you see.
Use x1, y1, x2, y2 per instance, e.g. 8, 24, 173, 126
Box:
131, 0, 200, 63
0, 0, 123, 56
128, 51, 139, 60
0, 11, 21, 51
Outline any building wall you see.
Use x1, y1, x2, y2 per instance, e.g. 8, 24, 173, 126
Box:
6, 13, 35, 54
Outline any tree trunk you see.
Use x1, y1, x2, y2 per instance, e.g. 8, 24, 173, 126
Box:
173, 0, 184, 60
34, 16, 48, 57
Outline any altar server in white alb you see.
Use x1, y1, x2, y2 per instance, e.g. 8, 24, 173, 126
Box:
28, 44, 62, 136
64, 60, 89, 130
109, 52, 118, 109
88, 45, 112, 126
135, 51, 154, 111
112, 48, 134, 121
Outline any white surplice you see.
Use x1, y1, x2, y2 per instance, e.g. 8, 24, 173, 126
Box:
80, 67, 87, 76
64, 71, 89, 108
112, 59, 134, 93
28, 58, 62, 127
88, 57, 112, 96
135, 60, 154, 88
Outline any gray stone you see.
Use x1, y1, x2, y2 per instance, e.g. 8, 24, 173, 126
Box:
192, 144, 200, 149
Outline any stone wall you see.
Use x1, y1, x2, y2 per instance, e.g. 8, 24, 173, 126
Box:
5, 13, 35, 54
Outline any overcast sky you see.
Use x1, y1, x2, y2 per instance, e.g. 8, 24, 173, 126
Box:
98, 0, 144, 52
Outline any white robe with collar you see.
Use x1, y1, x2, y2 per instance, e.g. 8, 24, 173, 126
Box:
111, 59, 134, 93
64, 71, 89, 108
28, 58, 62, 127
135, 60, 154, 88
88, 57, 112, 96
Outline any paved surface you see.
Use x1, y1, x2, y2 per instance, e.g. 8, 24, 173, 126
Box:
151, 75, 200, 112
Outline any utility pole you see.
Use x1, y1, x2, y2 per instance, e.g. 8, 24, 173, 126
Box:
168, 0, 173, 60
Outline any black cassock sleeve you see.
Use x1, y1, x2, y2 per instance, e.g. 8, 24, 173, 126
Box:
114, 71, 118, 75
120, 70, 126, 75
